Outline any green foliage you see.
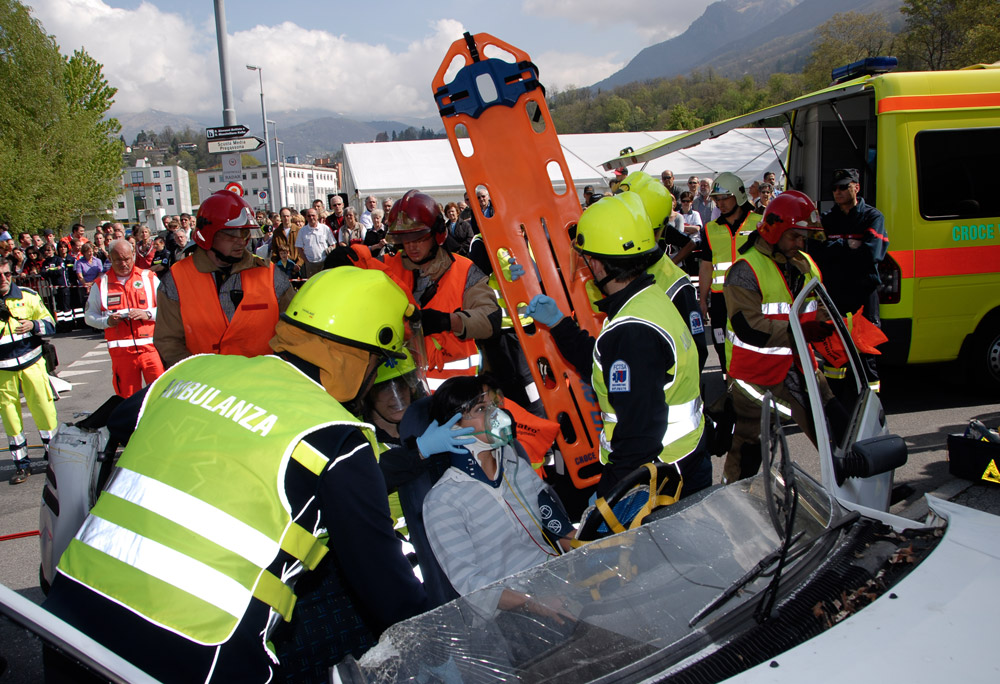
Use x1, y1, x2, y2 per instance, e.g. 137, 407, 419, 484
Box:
899, 0, 1000, 70
0, 0, 123, 232
549, 70, 808, 135
803, 12, 896, 89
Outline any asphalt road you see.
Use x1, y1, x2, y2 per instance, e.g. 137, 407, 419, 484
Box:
0, 332, 997, 682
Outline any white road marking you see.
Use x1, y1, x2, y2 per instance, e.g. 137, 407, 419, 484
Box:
65, 359, 109, 367
56, 370, 102, 378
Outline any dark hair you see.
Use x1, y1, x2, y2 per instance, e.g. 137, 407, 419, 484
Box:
679, 191, 694, 202
430, 375, 500, 424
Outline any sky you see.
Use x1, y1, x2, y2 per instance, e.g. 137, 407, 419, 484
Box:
27, 0, 714, 125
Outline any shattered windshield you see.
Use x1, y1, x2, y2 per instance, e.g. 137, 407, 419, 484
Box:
352, 472, 839, 683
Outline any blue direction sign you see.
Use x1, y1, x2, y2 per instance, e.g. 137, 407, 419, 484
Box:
206, 125, 250, 140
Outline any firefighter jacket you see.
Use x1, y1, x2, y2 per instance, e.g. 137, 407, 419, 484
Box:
704, 210, 758, 293
724, 239, 821, 387
0, 284, 55, 371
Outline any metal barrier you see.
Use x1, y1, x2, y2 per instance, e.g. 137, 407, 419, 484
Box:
13, 274, 87, 326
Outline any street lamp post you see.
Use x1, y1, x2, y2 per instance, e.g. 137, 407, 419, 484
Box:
246, 65, 276, 213
267, 119, 284, 209
275, 139, 287, 206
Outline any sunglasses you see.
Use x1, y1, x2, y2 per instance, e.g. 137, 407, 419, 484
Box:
832, 182, 852, 191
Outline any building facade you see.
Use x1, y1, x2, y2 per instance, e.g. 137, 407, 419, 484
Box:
196, 162, 340, 213
114, 160, 193, 224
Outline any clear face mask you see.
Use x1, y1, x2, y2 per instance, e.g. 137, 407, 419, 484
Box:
460, 391, 513, 447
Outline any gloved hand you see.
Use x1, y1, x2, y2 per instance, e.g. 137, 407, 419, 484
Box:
801, 320, 835, 343
416, 413, 475, 457
324, 244, 360, 269
508, 261, 526, 281
525, 294, 565, 327
420, 308, 453, 335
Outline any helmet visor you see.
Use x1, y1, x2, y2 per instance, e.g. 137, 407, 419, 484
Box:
387, 227, 432, 245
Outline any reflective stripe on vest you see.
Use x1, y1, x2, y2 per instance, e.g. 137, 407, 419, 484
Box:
591, 285, 703, 466
725, 248, 821, 386
56, 354, 376, 647
704, 213, 757, 293
170, 258, 279, 358
98, 268, 158, 354
0, 346, 42, 369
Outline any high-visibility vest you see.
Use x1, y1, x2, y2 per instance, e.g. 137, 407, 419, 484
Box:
725, 247, 821, 386
647, 253, 693, 302
170, 257, 279, 358
591, 285, 704, 466
704, 212, 758, 293
57, 354, 376, 649
0, 286, 53, 371
383, 254, 480, 384
471, 235, 533, 329
97, 267, 157, 358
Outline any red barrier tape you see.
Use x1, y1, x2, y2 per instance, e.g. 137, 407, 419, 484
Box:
0, 530, 40, 542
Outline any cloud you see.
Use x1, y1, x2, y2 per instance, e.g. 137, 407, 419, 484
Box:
520, 0, 710, 45
29, 0, 217, 115
533, 50, 624, 92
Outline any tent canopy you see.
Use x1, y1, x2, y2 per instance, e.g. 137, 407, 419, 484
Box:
342, 129, 788, 206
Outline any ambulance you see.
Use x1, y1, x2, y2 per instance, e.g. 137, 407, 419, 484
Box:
603, 58, 1000, 390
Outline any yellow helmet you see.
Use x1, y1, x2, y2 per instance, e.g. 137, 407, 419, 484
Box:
631, 177, 674, 229
374, 348, 417, 385
281, 267, 411, 359
573, 192, 657, 260
619, 171, 653, 193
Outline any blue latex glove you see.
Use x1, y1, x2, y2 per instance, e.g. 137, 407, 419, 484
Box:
415, 412, 475, 457
508, 261, 526, 281
525, 294, 565, 327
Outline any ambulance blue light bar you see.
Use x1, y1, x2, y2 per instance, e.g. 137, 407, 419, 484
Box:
831, 57, 898, 84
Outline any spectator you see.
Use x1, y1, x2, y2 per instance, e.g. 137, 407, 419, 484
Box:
693, 178, 715, 227
686, 176, 700, 197
133, 225, 155, 270
0, 259, 57, 484
758, 182, 775, 209
360, 195, 377, 230
337, 207, 364, 246
111, 223, 126, 241
271, 207, 303, 267
149, 236, 170, 275
254, 223, 273, 259
476, 185, 494, 218
458, 194, 472, 222
325, 195, 346, 233
382, 197, 394, 216
364, 208, 388, 258
17, 232, 32, 249
92, 231, 109, 264
74, 242, 105, 291
178, 213, 193, 239
581, 185, 595, 208
23, 246, 43, 276
296, 208, 336, 277
678, 190, 704, 235
422, 376, 572, 613
660, 169, 683, 198
84, 240, 163, 397
171, 224, 191, 263
274, 246, 300, 279
763, 171, 781, 196
42, 229, 57, 250
32, 234, 44, 249
443, 202, 474, 256
8, 247, 27, 275
45, 242, 71, 328
60, 223, 89, 250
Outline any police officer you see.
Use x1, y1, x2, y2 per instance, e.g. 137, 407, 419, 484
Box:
44, 267, 428, 682
525, 193, 710, 499
0, 260, 56, 484
814, 168, 888, 393
722, 190, 839, 483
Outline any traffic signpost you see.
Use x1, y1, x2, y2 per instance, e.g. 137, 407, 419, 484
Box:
206, 124, 250, 140
207, 136, 265, 154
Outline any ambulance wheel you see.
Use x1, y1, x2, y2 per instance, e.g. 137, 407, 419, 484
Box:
968, 316, 1000, 392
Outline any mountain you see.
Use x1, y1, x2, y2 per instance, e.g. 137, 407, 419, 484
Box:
115, 110, 213, 145
593, 0, 903, 89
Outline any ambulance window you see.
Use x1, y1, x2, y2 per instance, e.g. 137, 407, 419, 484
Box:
915, 127, 1000, 220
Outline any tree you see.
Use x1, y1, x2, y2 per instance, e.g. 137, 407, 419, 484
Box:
802, 12, 895, 89
0, 0, 123, 232
666, 103, 703, 130
900, 0, 1000, 70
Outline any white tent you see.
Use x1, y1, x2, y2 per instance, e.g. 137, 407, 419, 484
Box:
341, 128, 787, 208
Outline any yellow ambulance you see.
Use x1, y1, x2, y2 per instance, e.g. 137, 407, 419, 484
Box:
604, 59, 1000, 389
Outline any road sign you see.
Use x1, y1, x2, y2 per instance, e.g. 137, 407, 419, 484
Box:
258, 190, 268, 201
208, 137, 265, 154
224, 182, 244, 196
222, 153, 243, 184
206, 125, 249, 140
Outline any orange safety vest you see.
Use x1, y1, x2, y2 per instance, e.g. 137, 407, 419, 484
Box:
97, 267, 158, 359
170, 257, 279, 357
382, 253, 479, 382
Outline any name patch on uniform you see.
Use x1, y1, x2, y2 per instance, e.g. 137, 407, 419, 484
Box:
609, 360, 630, 393
106, 294, 122, 307
689, 311, 704, 335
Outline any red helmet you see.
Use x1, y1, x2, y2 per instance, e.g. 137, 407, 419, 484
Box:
193, 190, 259, 250
387, 190, 446, 245
756, 190, 822, 244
